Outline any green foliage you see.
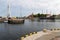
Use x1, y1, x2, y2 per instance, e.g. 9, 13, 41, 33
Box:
33, 13, 47, 18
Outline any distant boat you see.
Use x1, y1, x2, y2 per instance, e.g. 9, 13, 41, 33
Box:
4, 20, 8, 23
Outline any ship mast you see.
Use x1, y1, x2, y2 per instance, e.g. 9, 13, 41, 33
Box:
7, 0, 10, 18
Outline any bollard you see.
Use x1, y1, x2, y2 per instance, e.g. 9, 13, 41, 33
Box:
30, 33, 33, 36
33, 32, 37, 34
51, 29, 54, 31
25, 34, 29, 37
54, 29, 57, 30
57, 29, 59, 30
33, 32, 36, 34
21, 37, 24, 40
43, 29, 47, 32
54, 28, 56, 30
51, 29, 53, 31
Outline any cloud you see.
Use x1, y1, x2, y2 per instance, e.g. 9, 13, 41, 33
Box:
1, 0, 60, 10
6, 0, 60, 16
0, 0, 60, 16
8, 0, 60, 10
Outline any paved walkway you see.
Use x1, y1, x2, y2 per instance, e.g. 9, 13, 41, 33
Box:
21, 29, 60, 40
51, 36, 60, 40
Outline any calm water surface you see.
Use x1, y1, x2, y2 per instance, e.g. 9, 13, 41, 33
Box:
0, 19, 60, 40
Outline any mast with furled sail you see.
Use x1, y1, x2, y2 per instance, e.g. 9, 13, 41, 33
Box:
7, 5, 10, 18
7, 0, 25, 24
7, 0, 11, 18
7, 2, 11, 18
4, 0, 11, 23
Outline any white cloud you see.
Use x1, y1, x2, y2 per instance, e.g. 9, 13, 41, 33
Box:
8, 0, 60, 10
6, 0, 60, 15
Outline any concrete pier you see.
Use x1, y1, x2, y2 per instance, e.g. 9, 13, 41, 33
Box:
21, 29, 60, 40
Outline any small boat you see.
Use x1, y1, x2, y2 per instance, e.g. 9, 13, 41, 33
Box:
4, 21, 8, 23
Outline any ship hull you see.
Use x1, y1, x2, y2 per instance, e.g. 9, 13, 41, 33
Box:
8, 19, 24, 24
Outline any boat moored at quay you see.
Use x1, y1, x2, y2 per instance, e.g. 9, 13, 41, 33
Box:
8, 17, 25, 24
0, 17, 25, 24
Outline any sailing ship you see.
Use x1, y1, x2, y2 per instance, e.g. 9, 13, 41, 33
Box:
7, 4, 25, 24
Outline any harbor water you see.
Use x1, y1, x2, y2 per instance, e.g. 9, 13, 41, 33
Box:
0, 19, 60, 40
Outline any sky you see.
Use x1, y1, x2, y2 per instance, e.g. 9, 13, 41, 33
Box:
0, 0, 60, 17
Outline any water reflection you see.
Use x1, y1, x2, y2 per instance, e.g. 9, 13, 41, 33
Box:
30, 19, 55, 22
46, 19, 55, 22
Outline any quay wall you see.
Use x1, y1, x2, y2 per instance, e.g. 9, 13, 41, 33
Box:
21, 29, 60, 40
